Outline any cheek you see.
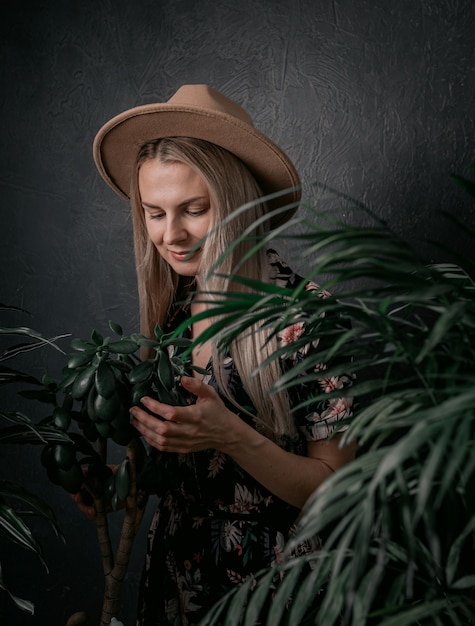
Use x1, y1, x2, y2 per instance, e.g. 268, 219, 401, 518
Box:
198, 217, 213, 240
145, 222, 163, 244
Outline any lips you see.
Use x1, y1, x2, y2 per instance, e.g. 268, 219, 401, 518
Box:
169, 248, 201, 261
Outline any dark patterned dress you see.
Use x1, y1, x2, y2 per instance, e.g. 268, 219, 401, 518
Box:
136, 251, 354, 626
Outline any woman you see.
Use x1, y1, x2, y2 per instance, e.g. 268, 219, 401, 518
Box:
93, 85, 355, 625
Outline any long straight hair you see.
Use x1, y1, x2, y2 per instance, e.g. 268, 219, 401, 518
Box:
130, 137, 296, 440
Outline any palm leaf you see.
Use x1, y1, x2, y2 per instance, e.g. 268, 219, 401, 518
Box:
241, 569, 276, 625
377, 598, 466, 626
0, 365, 45, 386
0, 562, 34, 614
264, 559, 308, 624
0, 327, 69, 359
0, 416, 72, 445
0, 503, 48, 568
0, 480, 63, 541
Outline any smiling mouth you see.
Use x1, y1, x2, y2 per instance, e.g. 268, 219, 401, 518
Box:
170, 248, 201, 261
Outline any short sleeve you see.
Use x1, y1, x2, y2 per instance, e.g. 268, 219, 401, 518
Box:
277, 280, 355, 442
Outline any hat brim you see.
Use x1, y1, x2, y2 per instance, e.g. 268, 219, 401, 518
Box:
93, 103, 301, 229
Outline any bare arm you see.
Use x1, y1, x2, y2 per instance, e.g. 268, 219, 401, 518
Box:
130, 376, 356, 509
222, 422, 356, 509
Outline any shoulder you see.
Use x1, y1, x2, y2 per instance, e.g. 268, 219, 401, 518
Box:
266, 248, 295, 286
266, 248, 330, 297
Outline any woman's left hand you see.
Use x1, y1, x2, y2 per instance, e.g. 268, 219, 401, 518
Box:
130, 376, 357, 509
130, 376, 239, 454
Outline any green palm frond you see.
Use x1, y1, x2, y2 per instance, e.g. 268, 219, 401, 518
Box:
0, 503, 58, 616
0, 479, 63, 614
198, 177, 475, 625
0, 562, 35, 615
0, 411, 72, 445
1, 310, 68, 613
0, 327, 69, 360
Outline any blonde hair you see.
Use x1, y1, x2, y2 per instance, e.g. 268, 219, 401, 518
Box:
130, 137, 296, 440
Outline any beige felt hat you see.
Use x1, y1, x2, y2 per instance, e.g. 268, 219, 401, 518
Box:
93, 84, 301, 228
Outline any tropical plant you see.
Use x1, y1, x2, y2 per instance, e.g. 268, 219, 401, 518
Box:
3, 166, 474, 624
1, 306, 205, 625
189, 170, 475, 625
0, 305, 69, 614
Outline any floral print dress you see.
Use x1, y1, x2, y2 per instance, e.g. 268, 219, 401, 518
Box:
136, 251, 354, 626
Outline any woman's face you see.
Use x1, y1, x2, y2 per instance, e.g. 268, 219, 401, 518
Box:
139, 159, 213, 279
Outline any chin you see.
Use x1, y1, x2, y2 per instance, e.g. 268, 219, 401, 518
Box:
171, 263, 200, 278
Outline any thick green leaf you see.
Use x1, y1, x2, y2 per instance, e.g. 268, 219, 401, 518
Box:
107, 340, 138, 354
156, 351, 174, 390
94, 361, 116, 399
128, 359, 154, 384
70, 337, 96, 352
135, 335, 161, 349
90, 329, 104, 346
70, 364, 97, 400
162, 337, 193, 349
67, 351, 94, 369
108, 320, 123, 336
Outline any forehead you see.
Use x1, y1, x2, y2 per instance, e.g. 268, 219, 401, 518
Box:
139, 158, 202, 180
138, 160, 209, 197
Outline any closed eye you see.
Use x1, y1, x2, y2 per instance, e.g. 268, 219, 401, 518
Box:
186, 208, 209, 217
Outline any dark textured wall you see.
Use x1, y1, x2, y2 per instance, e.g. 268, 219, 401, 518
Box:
1, 1, 474, 624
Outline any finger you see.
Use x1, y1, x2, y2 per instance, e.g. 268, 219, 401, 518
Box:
130, 405, 181, 438
130, 406, 161, 433
130, 402, 200, 453
137, 396, 182, 422
180, 376, 217, 399
70, 492, 96, 521
131, 416, 182, 452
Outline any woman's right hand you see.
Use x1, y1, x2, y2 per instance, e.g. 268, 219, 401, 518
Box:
70, 464, 119, 520
70, 488, 97, 521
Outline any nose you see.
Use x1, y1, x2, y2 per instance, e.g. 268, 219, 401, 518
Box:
163, 217, 187, 245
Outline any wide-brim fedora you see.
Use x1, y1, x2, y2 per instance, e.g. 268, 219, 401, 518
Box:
93, 84, 301, 228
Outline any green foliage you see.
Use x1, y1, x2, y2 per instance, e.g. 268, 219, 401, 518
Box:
3, 315, 201, 507
0, 308, 68, 613
196, 176, 475, 624
2, 168, 474, 621
0, 310, 198, 614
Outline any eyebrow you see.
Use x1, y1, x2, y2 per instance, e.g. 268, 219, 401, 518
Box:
141, 196, 209, 211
